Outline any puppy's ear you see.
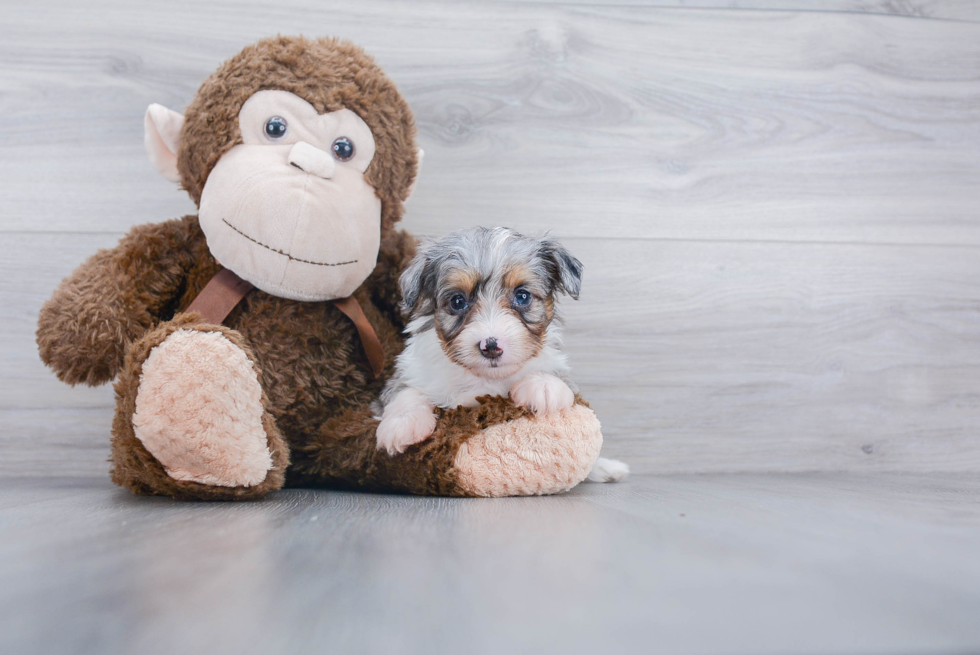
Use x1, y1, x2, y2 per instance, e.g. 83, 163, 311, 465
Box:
399, 245, 437, 313
539, 237, 583, 300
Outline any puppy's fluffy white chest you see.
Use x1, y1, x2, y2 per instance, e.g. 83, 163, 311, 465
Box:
396, 319, 570, 410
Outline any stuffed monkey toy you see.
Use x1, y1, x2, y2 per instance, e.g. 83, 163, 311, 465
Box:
36, 36, 603, 501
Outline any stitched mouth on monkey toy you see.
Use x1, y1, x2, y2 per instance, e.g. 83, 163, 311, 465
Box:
222, 218, 358, 267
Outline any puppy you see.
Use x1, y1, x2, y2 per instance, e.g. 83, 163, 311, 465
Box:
375, 227, 628, 484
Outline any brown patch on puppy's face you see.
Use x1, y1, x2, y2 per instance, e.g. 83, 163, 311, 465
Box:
432, 267, 478, 358
443, 269, 481, 298
501, 265, 532, 292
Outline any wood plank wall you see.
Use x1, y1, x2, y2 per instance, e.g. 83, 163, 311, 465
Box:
2, 0, 978, 476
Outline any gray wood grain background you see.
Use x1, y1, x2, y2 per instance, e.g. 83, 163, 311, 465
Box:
2, 0, 978, 476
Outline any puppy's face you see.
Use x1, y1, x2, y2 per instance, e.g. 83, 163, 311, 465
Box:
401, 228, 582, 379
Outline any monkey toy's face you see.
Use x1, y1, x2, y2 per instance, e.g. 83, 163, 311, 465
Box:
144, 38, 420, 303
197, 90, 381, 301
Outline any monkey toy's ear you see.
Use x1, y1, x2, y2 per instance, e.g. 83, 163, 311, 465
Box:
143, 104, 185, 184
405, 149, 425, 201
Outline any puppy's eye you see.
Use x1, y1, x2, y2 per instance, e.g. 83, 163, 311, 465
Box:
332, 137, 355, 161
449, 294, 468, 313
514, 289, 532, 307
264, 116, 288, 140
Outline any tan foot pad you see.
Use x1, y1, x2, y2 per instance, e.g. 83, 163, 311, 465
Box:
453, 404, 603, 497
133, 329, 272, 487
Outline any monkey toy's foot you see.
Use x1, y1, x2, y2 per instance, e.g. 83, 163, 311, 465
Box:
134, 329, 272, 486
111, 315, 289, 500
451, 402, 603, 497
291, 396, 604, 498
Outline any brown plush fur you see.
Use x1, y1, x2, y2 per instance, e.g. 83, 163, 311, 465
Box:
289, 395, 538, 495
37, 212, 524, 498
177, 35, 418, 232
36, 224, 200, 386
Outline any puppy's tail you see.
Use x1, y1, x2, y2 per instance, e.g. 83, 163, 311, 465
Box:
586, 457, 630, 483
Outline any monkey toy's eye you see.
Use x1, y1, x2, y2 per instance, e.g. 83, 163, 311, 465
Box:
449, 294, 468, 314
514, 288, 532, 307
332, 137, 355, 162
264, 116, 288, 140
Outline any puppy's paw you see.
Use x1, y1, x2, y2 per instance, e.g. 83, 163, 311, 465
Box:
510, 373, 575, 418
376, 405, 437, 456
586, 457, 630, 483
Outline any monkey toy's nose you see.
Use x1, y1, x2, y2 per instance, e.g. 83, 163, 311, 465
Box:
288, 141, 335, 179
479, 337, 503, 360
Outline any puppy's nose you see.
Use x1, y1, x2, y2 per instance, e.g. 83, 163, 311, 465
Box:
288, 141, 335, 179
479, 337, 503, 360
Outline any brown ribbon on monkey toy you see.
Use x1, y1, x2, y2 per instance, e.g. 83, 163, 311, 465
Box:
186, 268, 386, 378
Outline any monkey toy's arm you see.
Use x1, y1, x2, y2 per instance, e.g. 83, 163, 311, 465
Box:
368, 228, 418, 330
37, 216, 199, 386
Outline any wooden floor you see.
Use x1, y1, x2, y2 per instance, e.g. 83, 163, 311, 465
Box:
2, 1, 980, 653
2, 472, 979, 655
